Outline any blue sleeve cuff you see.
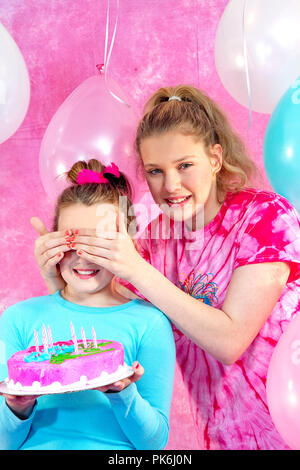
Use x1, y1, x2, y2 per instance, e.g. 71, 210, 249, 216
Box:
2, 399, 37, 431
0, 399, 37, 449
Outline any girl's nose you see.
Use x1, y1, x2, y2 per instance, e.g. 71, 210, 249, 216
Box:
164, 172, 181, 193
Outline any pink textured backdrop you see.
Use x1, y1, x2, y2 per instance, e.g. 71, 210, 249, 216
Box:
0, 0, 272, 449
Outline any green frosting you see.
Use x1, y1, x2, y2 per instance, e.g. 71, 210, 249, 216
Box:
49, 341, 115, 365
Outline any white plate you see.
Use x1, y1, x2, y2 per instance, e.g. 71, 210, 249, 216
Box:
0, 363, 134, 396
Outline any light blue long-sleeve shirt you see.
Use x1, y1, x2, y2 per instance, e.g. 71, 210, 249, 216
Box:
0, 291, 175, 450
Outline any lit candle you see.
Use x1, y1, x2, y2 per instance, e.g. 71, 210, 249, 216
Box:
34, 330, 39, 353
42, 324, 49, 354
92, 326, 98, 348
70, 321, 79, 354
47, 325, 53, 348
81, 327, 88, 348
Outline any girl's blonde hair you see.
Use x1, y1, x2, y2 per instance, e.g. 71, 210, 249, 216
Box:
52, 159, 136, 232
135, 85, 259, 202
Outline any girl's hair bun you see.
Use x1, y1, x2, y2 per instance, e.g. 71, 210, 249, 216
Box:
66, 159, 104, 185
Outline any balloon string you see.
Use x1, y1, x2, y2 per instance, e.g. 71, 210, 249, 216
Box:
99, 0, 130, 107
242, 0, 252, 129
104, 0, 111, 67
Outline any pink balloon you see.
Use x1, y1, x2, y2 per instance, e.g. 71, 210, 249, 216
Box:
39, 74, 144, 204
266, 313, 300, 449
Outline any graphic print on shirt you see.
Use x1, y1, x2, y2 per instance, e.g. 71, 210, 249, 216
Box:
178, 270, 219, 306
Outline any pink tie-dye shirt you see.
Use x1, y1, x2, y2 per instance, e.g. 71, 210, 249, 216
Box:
119, 188, 300, 450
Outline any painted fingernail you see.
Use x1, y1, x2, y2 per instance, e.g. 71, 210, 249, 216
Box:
65, 230, 70, 236
71, 243, 76, 248
70, 235, 75, 241
74, 230, 79, 235
135, 363, 140, 369
77, 250, 83, 255
65, 237, 71, 242
58, 252, 63, 257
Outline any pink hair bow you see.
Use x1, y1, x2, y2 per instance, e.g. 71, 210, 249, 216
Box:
76, 162, 120, 185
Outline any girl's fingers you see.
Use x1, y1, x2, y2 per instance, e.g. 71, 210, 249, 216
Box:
117, 211, 128, 236
131, 362, 144, 382
44, 251, 65, 268
76, 228, 122, 240
45, 236, 74, 250
31, 218, 72, 248
38, 231, 119, 259
44, 230, 74, 243
42, 244, 72, 263
74, 228, 97, 237
30, 217, 49, 236
104, 379, 131, 392
36, 231, 76, 259
110, 380, 130, 391
76, 250, 112, 270
35, 230, 74, 254
4, 394, 40, 404
68, 236, 111, 249
93, 363, 144, 393
75, 228, 124, 240
74, 244, 111, 259
15, 395, 40, 402
73, 235, 121, 248
39, 244, 73, 270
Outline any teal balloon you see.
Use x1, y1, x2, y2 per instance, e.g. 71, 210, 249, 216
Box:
263, 77, 300, 212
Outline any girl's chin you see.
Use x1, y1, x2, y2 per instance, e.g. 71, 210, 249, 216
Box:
67, 283, 110, 295
160, 207, 205, 232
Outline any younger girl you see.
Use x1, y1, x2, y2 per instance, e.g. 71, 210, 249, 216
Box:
32, 85, 300, 450
0, 159, 175, 450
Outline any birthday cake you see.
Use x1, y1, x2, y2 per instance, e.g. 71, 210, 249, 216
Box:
6, 339, 125, 391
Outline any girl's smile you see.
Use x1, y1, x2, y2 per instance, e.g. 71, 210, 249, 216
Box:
164, 195, 192, 206
72, 268, 100, 279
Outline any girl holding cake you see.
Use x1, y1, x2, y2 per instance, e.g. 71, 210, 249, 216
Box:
30, 84, 300, 450
0, 160, 175, 450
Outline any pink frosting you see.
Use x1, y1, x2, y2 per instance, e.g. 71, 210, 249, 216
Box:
7, 340, 124, 387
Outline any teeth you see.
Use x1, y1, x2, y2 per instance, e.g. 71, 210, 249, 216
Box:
76, 270, 98, 275
167, 196, 190, 203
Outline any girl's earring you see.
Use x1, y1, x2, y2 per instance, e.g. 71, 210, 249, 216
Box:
213, 161, 222, 176
212, 165, 219, 176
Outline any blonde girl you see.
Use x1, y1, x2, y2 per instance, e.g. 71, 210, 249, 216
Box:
32, 85, 300, 450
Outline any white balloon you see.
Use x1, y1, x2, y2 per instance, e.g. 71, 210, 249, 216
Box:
214, 0, 300, 114
0, 23, 30, 144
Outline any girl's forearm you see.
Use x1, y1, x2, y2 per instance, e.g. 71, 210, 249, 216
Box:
106, 384, 169, 450
131, 259, 234, 364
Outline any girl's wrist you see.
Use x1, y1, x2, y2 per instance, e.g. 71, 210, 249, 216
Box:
128, 256, 151, 285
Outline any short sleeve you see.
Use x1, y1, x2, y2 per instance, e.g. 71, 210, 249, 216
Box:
234, 194, 300, 283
